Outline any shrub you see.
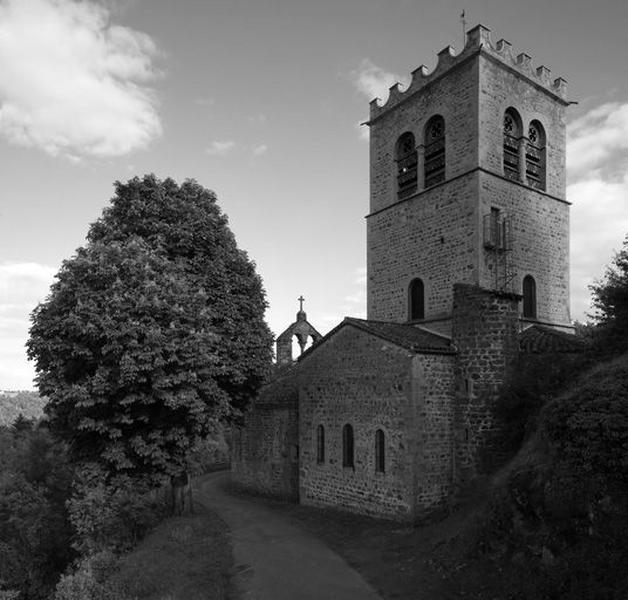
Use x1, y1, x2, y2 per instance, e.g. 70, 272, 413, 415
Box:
67, 464, 168, 555
0, 427, 74, 599
186, 423, 230, 476
54, 552, 123, 600
496, 352, 588, 453
476, 353, 628, 598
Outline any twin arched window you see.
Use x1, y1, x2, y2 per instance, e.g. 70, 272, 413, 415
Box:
408, 278, 425, 321
395, 115, 446, 198
522, 275, 537, 319
503, 109, 546, 190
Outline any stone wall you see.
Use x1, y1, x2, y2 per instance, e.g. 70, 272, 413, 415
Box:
298, 326, 417, 520
478, 173, 570, 325
367, 35, 569, 331
367, 172, 479, 325
478, 53, 566, 200
231, 369, 299, 500
412, 352, 457, 516
297, 324, 457, 521
451, 284, 520, 478
369, 56, 479, 215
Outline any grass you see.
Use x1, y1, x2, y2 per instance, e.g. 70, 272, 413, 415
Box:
110, 503, 233, 600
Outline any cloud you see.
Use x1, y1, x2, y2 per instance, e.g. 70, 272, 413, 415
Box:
350, 59, 410, 103
248, 113, 267, 125
339, 267, 367, 318
567, 101, 628, 321
0, 262, 57, 389
355, 122, 369, 142
0, 0, 162, 160
252, 144, 268, 156
567, 102, 628, 183
205, 140, 236, 156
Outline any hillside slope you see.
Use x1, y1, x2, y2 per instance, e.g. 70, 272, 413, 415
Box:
0, 391, 46, 426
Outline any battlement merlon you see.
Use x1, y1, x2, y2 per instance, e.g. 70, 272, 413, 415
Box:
367, 24, 569, 123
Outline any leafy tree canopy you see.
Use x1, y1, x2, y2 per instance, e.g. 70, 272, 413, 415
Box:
27, 175, 272, 479
589, 234, 628, 356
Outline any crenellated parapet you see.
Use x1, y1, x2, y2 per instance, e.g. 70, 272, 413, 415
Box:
369, 24, 568, 122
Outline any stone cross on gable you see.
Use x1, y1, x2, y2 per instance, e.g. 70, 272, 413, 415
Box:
298, 295, 305, 311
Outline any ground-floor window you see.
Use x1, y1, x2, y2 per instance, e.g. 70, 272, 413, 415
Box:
375, 429, 385, 472
342, 424, 354, 468
316, 424, 325, 464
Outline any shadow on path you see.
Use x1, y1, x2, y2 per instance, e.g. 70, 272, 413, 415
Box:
196, 471, 383, 600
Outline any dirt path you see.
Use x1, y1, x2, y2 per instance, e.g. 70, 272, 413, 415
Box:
196, 471, 383, 600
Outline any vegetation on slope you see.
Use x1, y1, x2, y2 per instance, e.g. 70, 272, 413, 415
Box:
0, 391, 46, 426
468, 353, 628, 599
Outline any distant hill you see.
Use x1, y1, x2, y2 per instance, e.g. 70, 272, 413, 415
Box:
0, 390, 46, 426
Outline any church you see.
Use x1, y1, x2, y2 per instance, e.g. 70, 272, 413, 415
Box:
231, 25, 582, 521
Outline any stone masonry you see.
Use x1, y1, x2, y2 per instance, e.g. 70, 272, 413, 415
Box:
367, 24, 570, 332
231, 24, 577, 522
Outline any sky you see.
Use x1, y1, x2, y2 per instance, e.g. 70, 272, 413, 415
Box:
1, 0, 628, 389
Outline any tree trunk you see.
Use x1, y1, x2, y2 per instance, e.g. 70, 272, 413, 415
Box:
170, 470, 193, 515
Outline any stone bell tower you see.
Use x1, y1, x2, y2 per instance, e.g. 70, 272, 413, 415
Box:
276, 297, 322, 366
365, 25, 571, 335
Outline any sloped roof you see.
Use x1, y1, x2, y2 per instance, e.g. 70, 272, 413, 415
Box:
299, 317, 454, 360
519, 324, 585, 354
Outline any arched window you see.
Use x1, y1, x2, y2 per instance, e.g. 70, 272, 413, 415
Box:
526, 120, 546, 190
342, 424, 354, 468
522, 275, 537, 319
396, 132, 417, 199
316, 425, 325, 464
424, 116, 445, 187
375, 429, 385, 473
503, 108, 522, 181
408, 278, 425, 321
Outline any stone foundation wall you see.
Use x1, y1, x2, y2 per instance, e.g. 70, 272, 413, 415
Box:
413, 352, 457, 516
452, 283, 520, 478
231, 371, 299, 500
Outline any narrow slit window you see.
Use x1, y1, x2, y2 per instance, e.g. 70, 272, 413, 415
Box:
342, 424, 354, 468
424, 116, 445, 187
408, 278, 425, 321
316, 425, 325, 464
396, 132, 418, 199
522, 275, 537, 319
375, 429, 385, 473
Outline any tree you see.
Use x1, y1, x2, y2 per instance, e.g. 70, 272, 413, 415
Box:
27, 175, 272, 482
589, 234, 628, 356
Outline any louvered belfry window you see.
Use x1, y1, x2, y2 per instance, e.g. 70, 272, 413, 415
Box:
396, 132, 418, 199
424, 116, 445, 187
503, 109, 521, 181
526, 121, 546, 190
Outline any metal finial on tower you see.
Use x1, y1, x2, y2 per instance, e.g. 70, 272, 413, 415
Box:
460, 10, 467, 47
298, 295, 305, 312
